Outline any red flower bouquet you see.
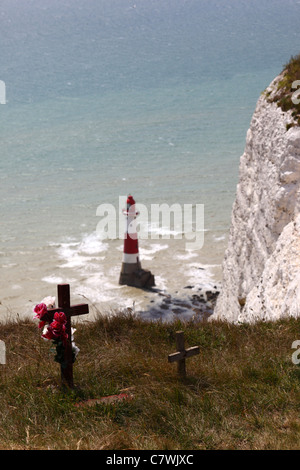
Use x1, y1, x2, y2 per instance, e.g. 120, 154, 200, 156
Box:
42, 311, 68, 346
34, 298, 79, 367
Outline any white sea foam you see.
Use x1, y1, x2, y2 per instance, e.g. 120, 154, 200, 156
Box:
139, 243, 169, 260
175, 250, 198, 260
42, 275, 65, 284
55, 232, 108, 269
147, 224, 182, 238
153, 275, 168, 291
185, 263, 221, 290
73, 284, 116, 304
72, 271, 143, 310
213, 234, 226, 242
77, 232, 108, 255
57, 246, 93, 269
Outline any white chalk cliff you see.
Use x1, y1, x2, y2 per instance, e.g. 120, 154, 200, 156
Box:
214, 73, 300, 323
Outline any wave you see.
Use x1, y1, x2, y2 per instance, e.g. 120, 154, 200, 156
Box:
55, 232, 108, 269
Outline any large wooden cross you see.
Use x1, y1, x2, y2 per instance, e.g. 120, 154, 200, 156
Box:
168, 331, 199, 378
41, 284, 89, 388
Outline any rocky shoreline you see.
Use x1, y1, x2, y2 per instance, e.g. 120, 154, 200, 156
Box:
139, 285, 220, 322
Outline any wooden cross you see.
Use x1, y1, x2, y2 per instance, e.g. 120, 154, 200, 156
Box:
41, 284, 89, 388
168, 331, 199, 378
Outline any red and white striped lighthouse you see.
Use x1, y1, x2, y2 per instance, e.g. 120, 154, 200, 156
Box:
121, 194, 141, 273
119, 195, 155, 288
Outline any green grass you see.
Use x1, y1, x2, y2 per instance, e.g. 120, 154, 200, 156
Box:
0, 312, 299, 449
266, 53, 300, 128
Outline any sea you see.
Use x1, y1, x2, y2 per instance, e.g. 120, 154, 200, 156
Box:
1, 0, 300, 322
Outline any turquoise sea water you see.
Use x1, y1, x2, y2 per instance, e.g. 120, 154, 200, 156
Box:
1, 0, 300, 320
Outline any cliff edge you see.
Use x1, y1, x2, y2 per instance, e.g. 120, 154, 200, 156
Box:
214, 57, 300, 322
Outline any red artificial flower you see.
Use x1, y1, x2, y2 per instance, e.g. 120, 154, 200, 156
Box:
42, 311, 68, 346
54, 311, 67, 324
34, 303, 48, 329
34, 303, 48, 320
42, 324, 56, 341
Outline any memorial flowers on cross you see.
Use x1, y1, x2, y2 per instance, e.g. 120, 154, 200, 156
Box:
34, 298, 80, 367
33, 284, 89, 388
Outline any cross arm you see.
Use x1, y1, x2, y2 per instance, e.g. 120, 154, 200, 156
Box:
40, 303, 89, 323
168, 346, 200, 363
68, 304, 89, 317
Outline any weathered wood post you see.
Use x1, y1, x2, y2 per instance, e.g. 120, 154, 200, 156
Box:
0, 340, 5, 366
0, 340, 6, 384
168, 331, 199, 378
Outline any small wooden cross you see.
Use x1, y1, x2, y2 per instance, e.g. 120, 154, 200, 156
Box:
41, 284, 89, 388
168, 331, 199, 378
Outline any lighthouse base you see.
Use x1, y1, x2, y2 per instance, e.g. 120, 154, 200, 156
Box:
119, 264, 155, 288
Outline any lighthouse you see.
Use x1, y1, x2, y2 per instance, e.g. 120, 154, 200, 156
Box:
119, 195, 155, 288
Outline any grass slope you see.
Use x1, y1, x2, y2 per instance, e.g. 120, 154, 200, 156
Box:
0, 312, 299, 450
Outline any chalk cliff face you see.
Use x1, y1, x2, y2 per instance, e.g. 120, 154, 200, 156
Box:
214, 74, 300, 322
